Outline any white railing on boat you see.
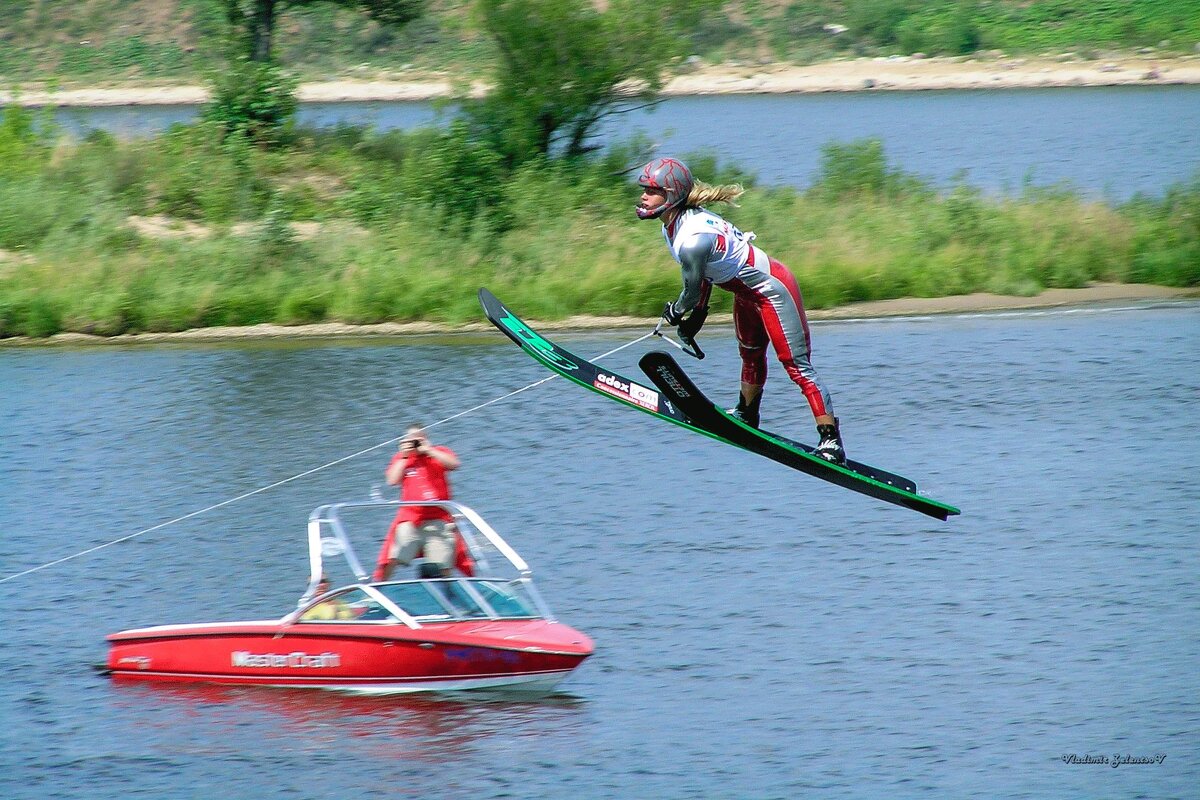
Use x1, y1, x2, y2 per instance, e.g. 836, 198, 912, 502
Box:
297, 500, 551, 620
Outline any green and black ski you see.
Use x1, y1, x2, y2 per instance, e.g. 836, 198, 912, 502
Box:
479, 287, 706, 430
480, 287, 959, 520
639, 350, 961, 520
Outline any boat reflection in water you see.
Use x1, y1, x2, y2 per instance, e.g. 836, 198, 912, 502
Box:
107, 679, 588, 759
106, 501, 593, 694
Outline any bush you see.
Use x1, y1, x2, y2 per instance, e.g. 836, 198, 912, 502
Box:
2, 293, 64, 338
811, 138, 930, 199
847, 0, 919, 46
0, 105, 52, 178
340, 123, 508, 231
897, 4, 982, 55
145, 124, 273, 222
397, 122, 508, 227
1126, 177, 1200, 286
203, 58, 298, 145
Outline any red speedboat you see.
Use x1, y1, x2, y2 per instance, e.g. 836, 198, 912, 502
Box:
106, 501, 593, 694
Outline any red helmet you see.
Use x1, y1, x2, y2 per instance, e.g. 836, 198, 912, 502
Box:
635, 157, 694, 220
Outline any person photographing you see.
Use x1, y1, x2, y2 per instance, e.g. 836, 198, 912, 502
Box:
373, 425, 461, 580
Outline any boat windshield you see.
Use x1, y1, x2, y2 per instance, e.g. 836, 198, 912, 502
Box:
375, 579, 539, 622
471, 579, 539, 617
298, 588, 393, 622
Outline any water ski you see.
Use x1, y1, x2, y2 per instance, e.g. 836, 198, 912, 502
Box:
479, 287, 702, 429
479, 287, 959, 521
638, 350, 960, 521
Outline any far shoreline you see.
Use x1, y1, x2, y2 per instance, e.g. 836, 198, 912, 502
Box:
3, 54, 1198, 107
3, 283, 1194, 348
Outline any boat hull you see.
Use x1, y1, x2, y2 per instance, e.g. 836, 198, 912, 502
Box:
107, 620, 592, 694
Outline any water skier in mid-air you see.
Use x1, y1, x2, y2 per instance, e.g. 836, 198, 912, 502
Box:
634, 157, 846, 464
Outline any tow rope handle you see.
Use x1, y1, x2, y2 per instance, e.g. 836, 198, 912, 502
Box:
652, 318, 705, 360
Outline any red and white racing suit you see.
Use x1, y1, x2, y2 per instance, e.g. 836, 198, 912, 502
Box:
663, 207, 833, 419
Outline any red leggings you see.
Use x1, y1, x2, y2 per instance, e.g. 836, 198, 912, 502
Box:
727, 256, 832, 419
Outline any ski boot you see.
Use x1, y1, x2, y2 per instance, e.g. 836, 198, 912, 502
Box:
815, 418, 846, 465
727, 392, 761, 428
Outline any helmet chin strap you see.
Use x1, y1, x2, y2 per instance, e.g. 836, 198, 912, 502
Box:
636, 199, 681, 221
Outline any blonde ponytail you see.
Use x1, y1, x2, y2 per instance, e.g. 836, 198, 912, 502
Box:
685, 181, 745, 208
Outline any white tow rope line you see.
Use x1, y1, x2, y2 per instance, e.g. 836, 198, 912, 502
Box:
0, 331, 656, 585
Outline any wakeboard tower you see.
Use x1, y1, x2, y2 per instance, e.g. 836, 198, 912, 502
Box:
479, 288, 960, 521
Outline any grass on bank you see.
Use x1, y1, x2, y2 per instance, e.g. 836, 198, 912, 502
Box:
0, 106, 1197, 339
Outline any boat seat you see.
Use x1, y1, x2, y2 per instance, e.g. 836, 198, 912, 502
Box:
417, 562, 444, 579
356, 602, 393, 621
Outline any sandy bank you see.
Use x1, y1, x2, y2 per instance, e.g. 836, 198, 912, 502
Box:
5, 284, 1193, 347
663, 54, 1200, 94
4, 55, 1198, 107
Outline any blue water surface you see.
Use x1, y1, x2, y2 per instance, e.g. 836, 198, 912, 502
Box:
1, 301, 1197, 799
52, 85, 1200, 199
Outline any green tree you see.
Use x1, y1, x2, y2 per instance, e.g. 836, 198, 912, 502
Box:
203, 58, 299, 144
208, 0, 421, 142
222, 0, 424, 62
465, 0, 719, 164
847, 0, 919, 47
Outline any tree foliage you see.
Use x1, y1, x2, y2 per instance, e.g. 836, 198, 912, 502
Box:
464, 0, 720, 164
209, 0, 421, 143
222, 0, 424, 62
203, 57, 299, 143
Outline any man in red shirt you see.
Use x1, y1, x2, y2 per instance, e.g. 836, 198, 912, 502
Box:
373, 425, 461, 580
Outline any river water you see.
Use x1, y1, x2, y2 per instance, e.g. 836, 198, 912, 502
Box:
1, 301, 1197, 799
52, 85, 1200, 199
